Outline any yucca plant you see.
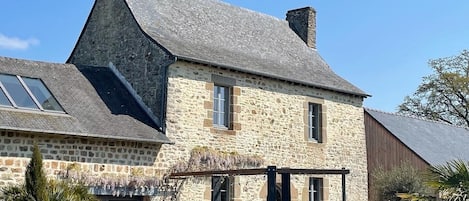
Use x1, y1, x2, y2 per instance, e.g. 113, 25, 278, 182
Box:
426, 159, 469, 200
48, 180, 98, 201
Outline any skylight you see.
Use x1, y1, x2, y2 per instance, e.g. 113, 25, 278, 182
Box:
0, 74, 64, 112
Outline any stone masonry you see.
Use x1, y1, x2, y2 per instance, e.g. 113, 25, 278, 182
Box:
0, 61, 368, 200
0, 131, 164, 187
161, 60, 368, 200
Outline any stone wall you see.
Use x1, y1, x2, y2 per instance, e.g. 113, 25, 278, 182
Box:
0, 131, 164, 187
68, 0, 174, 128
0, 58, 368, 200
162, 61, 368, 200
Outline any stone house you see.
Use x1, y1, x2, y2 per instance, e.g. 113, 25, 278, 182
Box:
0, 0, 369, 200
365, 108, 469, 200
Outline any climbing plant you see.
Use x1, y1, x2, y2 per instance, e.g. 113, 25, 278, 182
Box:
170, 146, 264, 173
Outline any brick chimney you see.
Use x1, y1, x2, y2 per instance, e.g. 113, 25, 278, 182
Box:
286, 7, 316, 49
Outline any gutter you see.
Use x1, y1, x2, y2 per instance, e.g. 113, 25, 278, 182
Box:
0, 126, 174, 144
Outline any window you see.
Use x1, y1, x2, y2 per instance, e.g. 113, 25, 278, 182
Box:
212, 176, 232, 201
0, 74, 64, 112
0, 74, 37, 109
0, 89, 11, 106
309, 177, 323, 201
213, 85, 230, 128
308, 103, 322, 142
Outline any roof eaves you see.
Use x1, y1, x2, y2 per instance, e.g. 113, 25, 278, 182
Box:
176, 55, 370, 98
0, 126, 173, 144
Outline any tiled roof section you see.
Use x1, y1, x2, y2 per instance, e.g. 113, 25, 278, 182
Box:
365, 108, 469, 166
124, 0, 367, 97
0, 56, 171, 144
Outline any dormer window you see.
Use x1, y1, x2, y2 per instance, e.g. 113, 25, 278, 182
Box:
0, 74, 64, 112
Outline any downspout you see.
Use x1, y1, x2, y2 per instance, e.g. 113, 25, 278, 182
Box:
159, 56, 177, 133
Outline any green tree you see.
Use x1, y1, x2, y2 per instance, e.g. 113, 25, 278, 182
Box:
399, 50, 469, 127
426, 160, 469, 200
372, 162, 435, 201
25, 143, 49, 201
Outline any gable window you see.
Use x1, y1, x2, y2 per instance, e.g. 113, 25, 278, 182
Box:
0, 74, 64, 112
308, 103, 322, 142
212, 176, 232, 201
213, 85, 230, 128
309, 177, 323, 201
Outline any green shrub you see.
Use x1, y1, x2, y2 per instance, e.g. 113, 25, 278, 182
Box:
372, 162, 435, 201
25, 143, 49, 201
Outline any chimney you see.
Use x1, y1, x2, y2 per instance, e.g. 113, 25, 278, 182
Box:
286, 7, 316, 49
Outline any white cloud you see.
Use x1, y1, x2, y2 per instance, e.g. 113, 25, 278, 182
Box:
0, 34, 39, 50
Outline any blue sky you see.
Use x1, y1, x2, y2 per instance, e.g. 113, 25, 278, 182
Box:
1, 1, 468, 112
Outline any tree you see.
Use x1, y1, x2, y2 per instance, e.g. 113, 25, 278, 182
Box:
25, 143, 49, 201
399, 50, 469, 127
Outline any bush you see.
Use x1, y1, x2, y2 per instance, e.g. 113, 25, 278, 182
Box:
372, 162, 435, 200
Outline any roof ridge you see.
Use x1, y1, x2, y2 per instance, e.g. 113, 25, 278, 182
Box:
364, 107, 469, 129
0, 55, 69, 66
123, 0, 367, 97
217, 0, 287, 23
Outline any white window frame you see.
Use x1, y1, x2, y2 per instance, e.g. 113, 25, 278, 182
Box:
309, 177, 323, 201
213, 85, 230, 128
0, 74, 64, 113
308, 103, 322, 142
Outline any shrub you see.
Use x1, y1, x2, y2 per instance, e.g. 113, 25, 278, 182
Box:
372, 162, 435, 201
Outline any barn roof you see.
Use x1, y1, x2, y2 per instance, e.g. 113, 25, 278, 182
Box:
365, 108, 469, 166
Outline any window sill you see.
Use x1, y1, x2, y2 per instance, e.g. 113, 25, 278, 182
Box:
210, 127, 236, 135
306, 140, 325, 147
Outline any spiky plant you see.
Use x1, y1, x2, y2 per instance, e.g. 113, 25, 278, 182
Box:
426, 159, 469, 200
48, 180, 98, 201
1, 185, 30, 201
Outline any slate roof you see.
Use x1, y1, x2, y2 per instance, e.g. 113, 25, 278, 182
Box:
0, 56, 171, 144
124, 0, 367, 97
365, 108, 469, 166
